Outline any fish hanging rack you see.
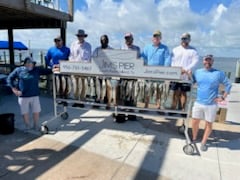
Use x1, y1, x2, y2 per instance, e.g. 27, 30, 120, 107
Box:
41, 72, 195, 156
40, 50, 196, 155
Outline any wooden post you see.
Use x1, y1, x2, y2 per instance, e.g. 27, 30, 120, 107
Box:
60, 24, 66, 46
8, 28, 15, 71
68, 0, 74, 21
40, 51, 44, 67
217, 108, 227, 123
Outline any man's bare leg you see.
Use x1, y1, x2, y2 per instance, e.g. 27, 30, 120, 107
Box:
171, 90, 180, 109
192, 118, 200, 141
201, 121, 212, 145
180, 91, 187, 111
23, 113, 30, 131
33, 112, 40, 130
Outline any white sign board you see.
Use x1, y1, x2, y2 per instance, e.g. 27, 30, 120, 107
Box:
60, 49, 182, 80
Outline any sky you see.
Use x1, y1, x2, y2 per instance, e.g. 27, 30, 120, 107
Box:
1, 0, 240, 58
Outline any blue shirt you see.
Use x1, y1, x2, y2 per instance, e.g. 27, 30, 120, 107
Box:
45, 46, 70, 68
193, 68, 232, 105
7, 66, 52, 97
142, 43, 171, 66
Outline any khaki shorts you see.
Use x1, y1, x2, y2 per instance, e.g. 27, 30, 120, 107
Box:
192, 102, 218, 123
18, 96, 41, 115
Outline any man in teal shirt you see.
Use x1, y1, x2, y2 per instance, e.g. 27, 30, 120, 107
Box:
142, 30, 171, 66
192, 55, 231, 151
141, 30, 171, 109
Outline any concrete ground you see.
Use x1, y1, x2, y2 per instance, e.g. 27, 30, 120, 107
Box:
0, 94, 240, 180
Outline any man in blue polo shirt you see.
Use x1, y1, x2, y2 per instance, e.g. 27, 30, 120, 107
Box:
142, 30, 171, 66
141, 30, 171, 109
45, 36, 70, 68
192, 54, 231, 151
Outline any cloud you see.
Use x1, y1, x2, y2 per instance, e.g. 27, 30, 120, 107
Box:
1, 0, 240, 57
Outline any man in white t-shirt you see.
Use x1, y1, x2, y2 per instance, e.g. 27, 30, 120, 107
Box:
170, 33, 199, 112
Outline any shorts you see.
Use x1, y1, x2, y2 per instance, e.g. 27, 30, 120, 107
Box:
192, 102, 218, 123
169, 82, 191, 92
18, 96, 41, 115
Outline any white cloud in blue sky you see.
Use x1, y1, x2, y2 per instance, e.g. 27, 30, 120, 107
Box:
0, 0, 240, 58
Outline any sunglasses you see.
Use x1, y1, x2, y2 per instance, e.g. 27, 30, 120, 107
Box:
181, 37, 189, 41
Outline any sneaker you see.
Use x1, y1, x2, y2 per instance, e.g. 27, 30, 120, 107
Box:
23, 127, 31, 133
191, 139, 198, 144
200, 143, 208, 151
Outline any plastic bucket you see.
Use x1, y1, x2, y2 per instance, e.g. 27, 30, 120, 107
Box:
0, 113, 15, 134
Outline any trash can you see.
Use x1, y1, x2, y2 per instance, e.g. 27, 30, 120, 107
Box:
0, 113, 15, 134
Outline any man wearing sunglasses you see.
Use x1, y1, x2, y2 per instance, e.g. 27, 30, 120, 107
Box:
170, 33, 199, 112
141, 30, 171, 109
45, 36, 70, 68
191, 55, 231, 151
122, 32, 141, 58
142, 30, 171, 66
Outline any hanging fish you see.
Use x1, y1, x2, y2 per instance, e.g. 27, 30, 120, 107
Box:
106, 79, 112, 107
138, 79, 145, 102
163, 81, 170, 103
122, 80, 128, 101
133, 80, 140, 105
119, 80, 125, 101
90, 78, 96, 98
55, 75, 60, 95
78, 77, 83, 100
126, 80, 133, 101
151, 82, 158, 104
144, 81, 151, 98
156, 82, 164, 109
111, 80, 118, 105
101, 78, 106, 103
70, 75, 77, 98
95, 77, 101, 102
66, 76, 72, 95
61, 75, 66, 95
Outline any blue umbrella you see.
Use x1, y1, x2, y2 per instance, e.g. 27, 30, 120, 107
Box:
0, 41, 28, 50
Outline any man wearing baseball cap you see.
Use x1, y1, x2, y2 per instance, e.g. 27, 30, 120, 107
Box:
141, 30, 171, 109
45, 35, 70, 68
191, 54, 231, 151
122, 32, 141, 58
170, 32, 199, 112
7, 57, 52, 132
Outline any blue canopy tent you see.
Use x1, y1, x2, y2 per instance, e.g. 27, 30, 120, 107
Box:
0, 41, 28, 50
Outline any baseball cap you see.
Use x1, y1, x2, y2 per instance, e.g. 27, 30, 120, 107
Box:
181, 33, 191, 39
203, 54, 214, 60
153, 30, 161, 37
124, 32, 133, 38
23, 57, 36, 65
54, 35, 62, 42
